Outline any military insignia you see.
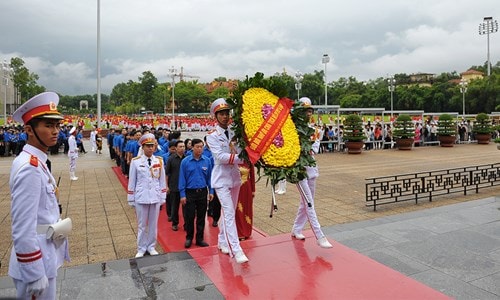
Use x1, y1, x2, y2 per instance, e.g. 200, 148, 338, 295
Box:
29, 155, 38, 167
49, 101, 57, 111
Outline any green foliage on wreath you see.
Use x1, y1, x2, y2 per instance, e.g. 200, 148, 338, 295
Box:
227, 72, 316, 185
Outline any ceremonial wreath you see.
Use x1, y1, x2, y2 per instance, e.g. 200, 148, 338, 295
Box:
228, 72, 316, 187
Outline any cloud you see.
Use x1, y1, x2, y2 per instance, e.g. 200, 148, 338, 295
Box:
1, 0, 499, 95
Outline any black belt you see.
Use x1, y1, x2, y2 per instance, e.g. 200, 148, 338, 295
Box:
186, 188, 207, 193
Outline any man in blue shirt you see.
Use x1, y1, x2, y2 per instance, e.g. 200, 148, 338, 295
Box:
178, 138, 213, 248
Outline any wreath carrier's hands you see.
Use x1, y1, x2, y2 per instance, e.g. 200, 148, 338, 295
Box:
27, 275, 49, 297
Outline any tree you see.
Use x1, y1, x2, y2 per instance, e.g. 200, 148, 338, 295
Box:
210, 86, 231, 100
138, 71, 159, 111
10, 57, 45, 103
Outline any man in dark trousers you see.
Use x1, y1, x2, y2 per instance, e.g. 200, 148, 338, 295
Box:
178, 138, 213, 248
165, 140, 186, 231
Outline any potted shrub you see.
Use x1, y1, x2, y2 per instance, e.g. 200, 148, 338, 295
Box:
343, 114, 365, 154
473, 113, 492, 144
437, 113, 457, 147
393, 114, 415, 150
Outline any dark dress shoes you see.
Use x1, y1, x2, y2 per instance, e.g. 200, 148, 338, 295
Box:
196, 241, 209, 247
184, 240, 192, 248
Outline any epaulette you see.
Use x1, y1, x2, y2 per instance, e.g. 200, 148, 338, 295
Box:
29, 155, 39, 167
207, 129, 217, 135
132, 156, 141, 160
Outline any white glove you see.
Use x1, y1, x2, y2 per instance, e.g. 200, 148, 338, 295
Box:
128, 201, 135, 207
27, 275, 49, 297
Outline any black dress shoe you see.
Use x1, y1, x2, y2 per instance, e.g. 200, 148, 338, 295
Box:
184, 240, 192, 248
212, 221, 218, 227
196, 241, 209, 247
172, 225, 178, 231
168, 216, 172, 222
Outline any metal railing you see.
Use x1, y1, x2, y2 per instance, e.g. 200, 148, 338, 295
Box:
366, 163, 500, 211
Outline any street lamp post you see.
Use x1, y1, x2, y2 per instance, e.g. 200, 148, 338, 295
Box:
460, 79, 468, 116
387, 76, 396, 119
479, 17, 498, 76
2, 60, 13, 125
322, 54, 330, 106
294, 71, 303, 100
169, 67, 177, 130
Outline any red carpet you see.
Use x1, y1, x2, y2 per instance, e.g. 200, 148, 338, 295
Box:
189, 231, 450, 299
113, 166, 449, 299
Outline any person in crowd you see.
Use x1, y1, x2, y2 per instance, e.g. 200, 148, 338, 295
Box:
0, 127, 5, 155
206, 98, 249, 264
165, 140, 186, 231
95, 128, 103, 154
291, 97, 333, 249
9, 92, 70, 299
16, 127, 27, 155
68, 126, 79, 181
90, 125, 97, 152
178, 138, 213, 248
76, 127, 87, 154
107, 128, 116, 160
163, 139, 178, 221
127, 133, 166, 258
184, 138, 193, 156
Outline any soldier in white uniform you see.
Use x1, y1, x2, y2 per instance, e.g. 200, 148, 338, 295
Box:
206, 98, 249, 264
89, 126, 97, 152
127, 133, 167, 258
291, 97, 333, 249
68, 126, 78, 181
9, 92, 70, 299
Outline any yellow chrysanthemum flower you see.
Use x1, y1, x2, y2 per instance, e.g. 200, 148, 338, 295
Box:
241, 88, 300, 167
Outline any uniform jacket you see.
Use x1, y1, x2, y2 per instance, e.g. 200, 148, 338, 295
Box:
127, 155, 167, 205
206, 125, 243, 189
68, 135, 78, 158
9, 144, 69, 283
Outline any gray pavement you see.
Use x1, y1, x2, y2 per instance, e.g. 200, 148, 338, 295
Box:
0, 136, 499, 299
0, 196, 498, 299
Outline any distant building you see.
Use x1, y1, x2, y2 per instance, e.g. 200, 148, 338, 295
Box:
408, 73, 435, 87
460, 69, 484, 82
204, 79, 238, 94
0, 64, 16, 117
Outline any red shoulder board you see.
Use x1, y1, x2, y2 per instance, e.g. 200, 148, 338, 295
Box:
30, 155, 39, 167
207, 129, 216, 134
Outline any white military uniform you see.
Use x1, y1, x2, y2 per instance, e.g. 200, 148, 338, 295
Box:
127, 154, 167, 254
68, 131, 78, 179
206, 125, 244, 255
90, 129, 97, 152
292, 104, 326, 241
9, 144, 70, 299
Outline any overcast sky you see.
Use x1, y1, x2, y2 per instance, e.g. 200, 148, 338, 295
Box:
1, 0, 499, 95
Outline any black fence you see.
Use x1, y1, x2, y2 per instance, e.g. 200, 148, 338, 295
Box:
366, 163, 500, 211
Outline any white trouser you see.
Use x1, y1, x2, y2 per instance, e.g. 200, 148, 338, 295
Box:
69, 156, 77, 173
135, 203, 161, 253
292, 178, 325, 240
13, 277, 56, 300
216, 185, 242, 256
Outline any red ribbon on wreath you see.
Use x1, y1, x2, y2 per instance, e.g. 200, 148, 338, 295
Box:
245, 97, 294, 164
